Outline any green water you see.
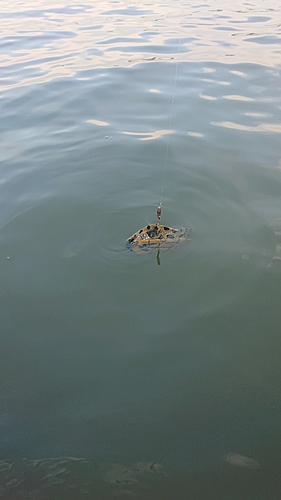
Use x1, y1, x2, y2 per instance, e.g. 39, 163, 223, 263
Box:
1, 0, 281, 498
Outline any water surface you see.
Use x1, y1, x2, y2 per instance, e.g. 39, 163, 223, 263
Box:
1, 0, 281, 498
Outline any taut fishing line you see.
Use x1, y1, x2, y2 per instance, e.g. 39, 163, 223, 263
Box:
160, 27, 183, 207
127, 12, 191, 263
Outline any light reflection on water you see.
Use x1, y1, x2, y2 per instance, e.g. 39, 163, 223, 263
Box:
1, 0, 281, 499
1, 0, 281, 90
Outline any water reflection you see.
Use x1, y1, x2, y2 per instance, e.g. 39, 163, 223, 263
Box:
1, 0, 281, 499
1, 0, 281, 91
122, 129, 171, 140
212, 121, 281, 133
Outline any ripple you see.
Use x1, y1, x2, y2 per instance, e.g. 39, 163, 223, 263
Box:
0, 0, 280, 91
187, 131, 204, 137
245, 111, 273, 118
246, 35, 281, 44
101, 7, 153, 16
230, 69, 246, 76
202, 67, 216, 73
1, 1, 281, 488
212, 121, 281, 133
202, 78, 230, 85
87, 119, 109, 126
222, 94, 254, 101
122, 129, 172, 140
199, 93, 217, 100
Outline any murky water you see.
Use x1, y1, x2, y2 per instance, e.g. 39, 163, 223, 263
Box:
1, 1, 281, 498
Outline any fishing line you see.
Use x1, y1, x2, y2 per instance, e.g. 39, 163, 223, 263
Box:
159, 20, 183, 209
127, 13, 192, 261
